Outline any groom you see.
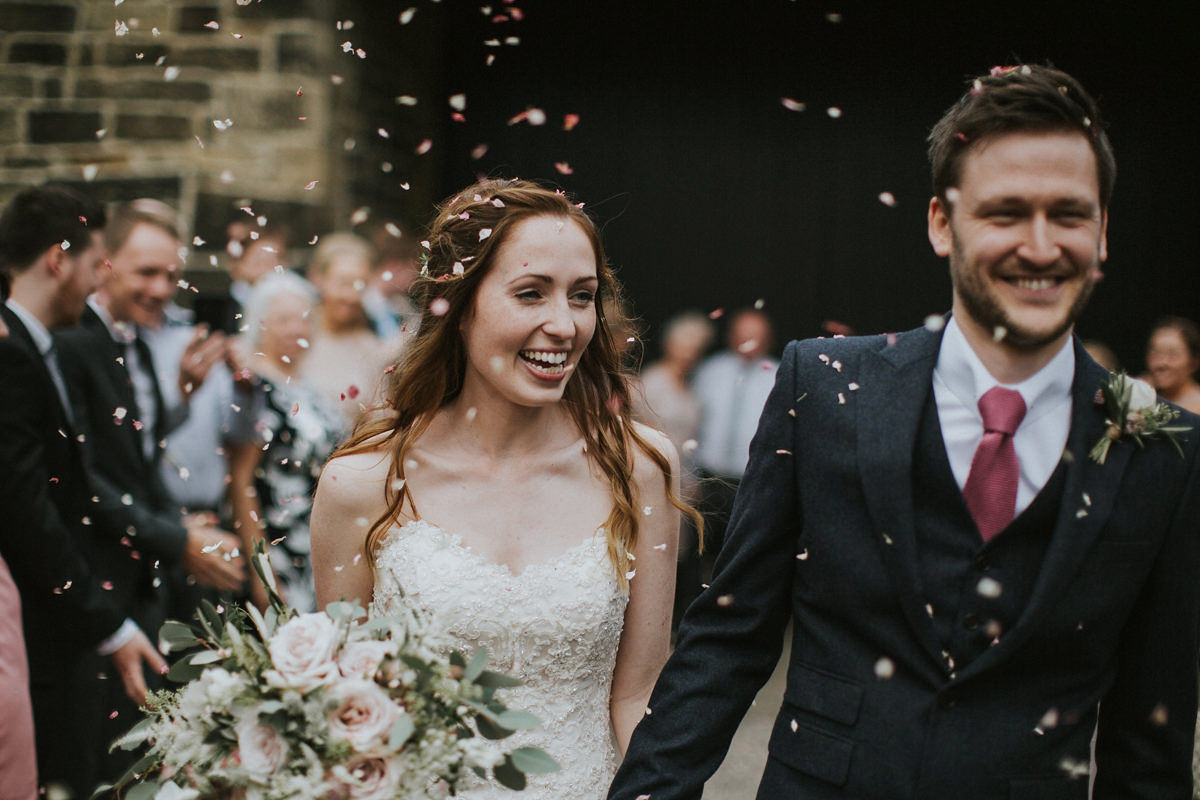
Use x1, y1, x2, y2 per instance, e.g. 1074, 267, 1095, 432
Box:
610, 65, 1200, 799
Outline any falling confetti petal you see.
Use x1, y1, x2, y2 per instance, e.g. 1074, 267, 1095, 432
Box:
554, 162, 574, 175
827, 107, 843, 118
304, 181, 319, 190
478, 228, 492, 241
878, 191, 897, 207
924, 315, 945, 332
449, 93, 467, 111
716, 595, 734, 607
399, 7, 417, 24
781, 97, 806, 112
977, 576, 1003, 598
874, 658, 895, 679
415, 139, 433, 155
430, 298, 450, 316
563, 113, 580, 130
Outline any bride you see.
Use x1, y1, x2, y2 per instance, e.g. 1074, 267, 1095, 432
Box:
310, 179, 694, 798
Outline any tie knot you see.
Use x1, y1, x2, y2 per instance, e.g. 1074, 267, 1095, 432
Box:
978, 386, 1026, 436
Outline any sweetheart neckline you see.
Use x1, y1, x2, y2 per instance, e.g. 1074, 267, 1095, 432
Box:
391, 518, 606, 580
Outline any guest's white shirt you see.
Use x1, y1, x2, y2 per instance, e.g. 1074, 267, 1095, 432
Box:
933, 316, 1074, 517
692, 350, 780, 479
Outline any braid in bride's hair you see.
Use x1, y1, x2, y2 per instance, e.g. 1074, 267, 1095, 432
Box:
333, 178, 700, 589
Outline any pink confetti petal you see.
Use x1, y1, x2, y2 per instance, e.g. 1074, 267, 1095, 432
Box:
554, 161, 573, 175
781, 97, 806, 112
415, 138, 433, 155
563, 113, 580, 131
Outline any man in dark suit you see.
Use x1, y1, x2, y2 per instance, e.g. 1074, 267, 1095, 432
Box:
610, 65, 1200, 800
54, 198, 245, 779
0, 185, 166, 798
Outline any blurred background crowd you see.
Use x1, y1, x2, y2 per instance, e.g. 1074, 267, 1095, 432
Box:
1, 1, 1197, 798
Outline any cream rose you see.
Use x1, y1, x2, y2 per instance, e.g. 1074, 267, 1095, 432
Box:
264, 613, 341, 693
328, 679, 402, 750
1126, 376, 1158, 411
337, 641, 394, 680
341, 756, 402, 800
234, 713, 285, 775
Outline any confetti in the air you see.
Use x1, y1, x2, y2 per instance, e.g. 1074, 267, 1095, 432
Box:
399, 7, 417, 24
304, 181, 319, 191
478, 228, 492, 241
716, 595, 734, 607
826, 107, 843, 118
977, 576, 1003, 598
416, 139, 433, 155
878, 191, 897, 207
430, 298, 450, 316
924, 315, 945, 332
554, 162, 573, 175
781, 97, 806, 112
874, 658, 895, 679
449, 93, 467, 111
563, 113, 580, 130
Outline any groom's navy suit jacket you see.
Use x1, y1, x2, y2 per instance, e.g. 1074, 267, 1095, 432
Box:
611, 325, 1200, 800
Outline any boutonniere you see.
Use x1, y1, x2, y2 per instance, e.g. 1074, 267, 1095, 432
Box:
1089, 372, 1191, 464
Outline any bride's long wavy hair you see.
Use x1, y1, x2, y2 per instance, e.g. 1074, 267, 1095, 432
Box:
334, 178, 699, 588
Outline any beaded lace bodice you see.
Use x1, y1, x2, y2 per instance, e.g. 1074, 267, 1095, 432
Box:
373, 519, 629, 799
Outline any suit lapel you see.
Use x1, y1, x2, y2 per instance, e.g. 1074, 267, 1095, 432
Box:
960, 341, 1129, 675
856, 326, 947, 669
2, 306, 75, 435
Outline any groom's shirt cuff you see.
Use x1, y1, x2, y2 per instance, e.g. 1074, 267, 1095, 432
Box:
96, 618, 139, 655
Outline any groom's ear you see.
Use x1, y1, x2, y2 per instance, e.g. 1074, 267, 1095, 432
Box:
927, 195, 953, 258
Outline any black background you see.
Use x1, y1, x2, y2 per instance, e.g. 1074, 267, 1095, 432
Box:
361, 1, 1198, 371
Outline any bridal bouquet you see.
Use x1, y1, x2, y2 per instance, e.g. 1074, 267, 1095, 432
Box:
104, 546, 555, 800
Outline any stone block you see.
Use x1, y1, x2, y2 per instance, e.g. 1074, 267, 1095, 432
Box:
53, 176, 182, 207
175, 46, 260, 71
0, 74, 36, 97
75, 78, 212, 103
229, 87, 308, 131
179, 5, 222, 33
4, 155, 49, 168
115, 113, 193, 140
0, 109, 17, 144
42, 78, 63, 99
277, 32, 332, 73
104, 43, 171, 67
28, 110, 103, 143
7, 42, 68, 65
0, 3, 76, 32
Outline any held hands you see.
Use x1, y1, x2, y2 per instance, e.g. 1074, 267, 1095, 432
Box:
110, 627, 168, 707
181, 512, 246, 591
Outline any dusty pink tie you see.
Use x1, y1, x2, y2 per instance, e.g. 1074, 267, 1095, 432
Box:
963, 387, 1027, 542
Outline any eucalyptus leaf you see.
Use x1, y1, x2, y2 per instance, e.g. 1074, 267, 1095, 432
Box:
463, 647, 488, 682
157, 620, 199, 654
475, 713, 507, 740
473, 670, 522, 689
167, 654, 206, 683
449, 650, 467, 669
493, 757, 527, 790
388, 713, 415, 748
495, 710, 541, 730
190, 649, 225, 665
125, 781, 162, 800
510, 747, 559, 774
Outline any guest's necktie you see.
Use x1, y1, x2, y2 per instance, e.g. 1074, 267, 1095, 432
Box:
44, 344, 74, 426
962, 386, 1026, 542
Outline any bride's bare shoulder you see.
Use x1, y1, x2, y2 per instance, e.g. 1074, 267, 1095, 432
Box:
317, 446, 393, 514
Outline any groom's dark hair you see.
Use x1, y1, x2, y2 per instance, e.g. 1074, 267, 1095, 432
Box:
0, 183, 106, 274
928, 64, 1116, 210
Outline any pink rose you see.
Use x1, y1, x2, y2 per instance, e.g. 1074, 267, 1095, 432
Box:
264, 613, 340, 692
341, 756, 402, 800
337, 641, 393, 680
328, 679, 402, 750
234, 714, 284, 775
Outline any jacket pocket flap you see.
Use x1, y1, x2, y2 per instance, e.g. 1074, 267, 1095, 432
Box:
783, 661, 863, 725
767, 711, 854, 787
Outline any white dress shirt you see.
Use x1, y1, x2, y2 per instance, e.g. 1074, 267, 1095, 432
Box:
692, 351, 780, 478
933, 317, 1074, 517
89, 297, 160, 462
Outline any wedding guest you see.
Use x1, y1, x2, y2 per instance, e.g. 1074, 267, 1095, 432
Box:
311, 179, 697, 798
0, 185, 166, 799
362, 222, 422, 341
300, 232, 391, 425
55, 198, 245, 780
229, 272, 344, 613
226, 219, 291, 333
611, 64, 1200, 800
632, 310, 715, 625
1146, 316, 1200, 414
0, 266, 36, 800
690, 308, 778, 559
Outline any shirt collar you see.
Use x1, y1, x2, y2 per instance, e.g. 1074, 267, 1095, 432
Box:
936, 315, 1075, 424
4, 299, 52, 356
88, 295, 138, 344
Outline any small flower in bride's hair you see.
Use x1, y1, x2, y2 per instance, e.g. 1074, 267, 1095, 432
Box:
1090, 372, 1190, 464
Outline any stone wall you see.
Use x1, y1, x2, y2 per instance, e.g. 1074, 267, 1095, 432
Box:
0, 0, 439, 263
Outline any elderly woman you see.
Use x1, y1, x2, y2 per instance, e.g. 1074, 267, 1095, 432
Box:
1146, 316, 1200, 415
229, 272, 344, 612
300, 232, 393, 426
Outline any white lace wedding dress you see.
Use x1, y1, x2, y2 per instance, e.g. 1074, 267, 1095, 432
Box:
373, 519, 629, 799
